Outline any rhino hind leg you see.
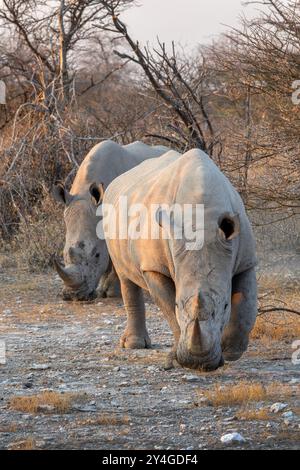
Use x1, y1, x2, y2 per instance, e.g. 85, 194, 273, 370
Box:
221, 267, 257, 361
119, 278, 151, 349
143, 271, 181, 369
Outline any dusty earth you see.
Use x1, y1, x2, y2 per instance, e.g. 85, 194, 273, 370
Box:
0, 260, 299, 450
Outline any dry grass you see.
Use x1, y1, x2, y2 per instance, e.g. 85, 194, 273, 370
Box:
12, 192, 65, 271
236, 407, 271, 421
201, 381, 292, 407
9, 391, 78, 414
203, 381, 266, 407
251, 314, 300, 342
0, 253, 17, 269
260, 429, 300, 446
76, 413, 130, 427
8, 438, 36, 450
0, 423, 18, 433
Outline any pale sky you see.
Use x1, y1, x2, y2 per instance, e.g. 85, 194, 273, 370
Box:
122, 0, 262, 48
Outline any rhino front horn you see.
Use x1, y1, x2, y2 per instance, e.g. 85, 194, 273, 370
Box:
187, 319, 202, 355
53, 256, 83, 288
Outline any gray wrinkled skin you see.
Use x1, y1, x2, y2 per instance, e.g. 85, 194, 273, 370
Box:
104, 149, 257, 371
53, 140, 169, 301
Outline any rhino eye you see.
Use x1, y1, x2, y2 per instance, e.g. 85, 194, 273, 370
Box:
95, 253, 100, 258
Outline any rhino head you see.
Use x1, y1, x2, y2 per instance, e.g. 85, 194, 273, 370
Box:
157, 208, 242, 371
52, 182, 109, 301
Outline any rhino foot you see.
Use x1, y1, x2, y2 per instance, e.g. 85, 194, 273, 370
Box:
163, 351, 177, 370
120, 331, 151, 349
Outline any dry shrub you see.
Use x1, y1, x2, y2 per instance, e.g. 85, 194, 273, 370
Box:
202, 381, 292, 407
203, 381, 266, 407
0, 423, 17, 433
236, 408, 271, 421
9, 391, 77, 414
8, 438, 36, 450
11, 190, 65, 271
265, 382, 293, 399
251, 314, 300, 342
77, 413, 130, 427
0, 252, 17, 269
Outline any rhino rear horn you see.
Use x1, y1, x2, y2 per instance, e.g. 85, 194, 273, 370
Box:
53, 256, 83, 288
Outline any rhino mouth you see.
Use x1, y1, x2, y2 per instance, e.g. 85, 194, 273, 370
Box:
53, 256, 97, 301
62, 288, 97, 302
176, 341, 224, 371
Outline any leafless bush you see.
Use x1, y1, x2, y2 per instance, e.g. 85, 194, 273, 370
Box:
11, 189, 65, 271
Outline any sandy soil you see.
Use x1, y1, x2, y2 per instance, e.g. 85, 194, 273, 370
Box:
0, 266, 299, 450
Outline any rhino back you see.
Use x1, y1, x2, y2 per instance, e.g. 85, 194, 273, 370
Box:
70, 140, 169, 197
104, 148, 256, 280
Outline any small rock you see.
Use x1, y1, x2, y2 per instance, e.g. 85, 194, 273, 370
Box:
2, 309, 11, 315
270, 403, 288, 413
73, 404, 97, 412
177, 400, 190, 406
31, 364, 50, 370
37, 404, 55, 413
198, 397, 209, 404
282, 411, 294, 419
223, 416, 237, 423
183, 374, 200, 383
23, 382, 33, 389
36, 440, 45, 447
221, 432, 246, 444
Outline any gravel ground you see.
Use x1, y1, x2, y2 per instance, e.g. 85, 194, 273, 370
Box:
0, 265, 299, 450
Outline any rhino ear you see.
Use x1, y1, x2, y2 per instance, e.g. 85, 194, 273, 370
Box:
52, 183, 73, 206
218, 213, 240, 241
89, 182, 104, 206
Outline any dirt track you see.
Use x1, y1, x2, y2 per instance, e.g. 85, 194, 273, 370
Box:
0, 267, 299, 450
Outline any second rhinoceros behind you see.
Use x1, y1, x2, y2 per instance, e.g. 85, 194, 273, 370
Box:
103, 148, 257, 371
52, 140, 168, 301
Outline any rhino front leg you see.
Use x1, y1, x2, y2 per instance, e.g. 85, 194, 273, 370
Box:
222, 267, 257, 361
120, 278, 151, 349
143, 271, 180, 369
98, 262, 121, 298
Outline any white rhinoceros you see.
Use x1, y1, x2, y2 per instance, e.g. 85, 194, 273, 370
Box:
103, 148, 257, 371
52, 140, 168, 301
